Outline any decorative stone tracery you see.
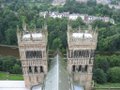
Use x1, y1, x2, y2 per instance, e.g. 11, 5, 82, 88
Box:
67, 26, 98, 90
17, 24, 48, 88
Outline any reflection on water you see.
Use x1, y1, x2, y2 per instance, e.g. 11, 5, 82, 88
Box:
0, 45, 19, 58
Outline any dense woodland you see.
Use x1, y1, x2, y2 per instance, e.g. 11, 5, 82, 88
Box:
0, 0, 120, 84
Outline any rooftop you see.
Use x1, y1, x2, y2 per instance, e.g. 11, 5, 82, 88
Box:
0, 81, 28, 90
32, 54, 84, 90
43, 54, 72, 90
72, 33, 93, 39
22, 33, 42, 40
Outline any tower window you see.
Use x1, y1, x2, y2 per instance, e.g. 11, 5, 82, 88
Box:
78, 65, 81, 72
40, 66, 44, 73
74, 51, 76, 58
72, 65, 76, 72
29, 66, 32, 73
82, 66, 84, 72
86, 50, 89, 57
71, 51, 73, 58
85, 65, 88, 72
26, 51, 42, 59
34, 66, 38, 73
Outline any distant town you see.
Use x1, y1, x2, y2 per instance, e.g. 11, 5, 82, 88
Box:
39, 11, 115, 24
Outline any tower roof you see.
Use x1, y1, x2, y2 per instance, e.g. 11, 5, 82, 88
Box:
23, 33, 42, 40
72, 33, 92, 39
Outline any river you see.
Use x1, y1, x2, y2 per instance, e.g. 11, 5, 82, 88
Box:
0, 45, 120, 59
0, 45, 19, 58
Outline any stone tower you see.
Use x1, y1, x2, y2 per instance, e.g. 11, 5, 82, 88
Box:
17, 24, 48, 88
67, 26, 98, 90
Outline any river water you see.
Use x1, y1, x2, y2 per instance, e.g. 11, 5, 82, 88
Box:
0, 46, 19, 58
0, 45, 119, 58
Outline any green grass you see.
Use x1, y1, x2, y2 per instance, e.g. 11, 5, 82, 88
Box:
95, 83, 120, 87
0, 72, 23, 80
94, 83, 120, 90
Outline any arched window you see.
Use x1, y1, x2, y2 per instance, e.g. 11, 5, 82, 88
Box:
72, 65, 76, 72
81, 50, 83, 57
75, 51, 78, 58
34, 66, 38, 73
86, 50, 89, 57
76, 50, 79, 58
29, 66, 32, 73
85, 65, 88, 72
40, 66, 44, 73
83, 50, 85, 57
71, 51, 73, 58
78, 65, 81, 72
82, 66, 84, 72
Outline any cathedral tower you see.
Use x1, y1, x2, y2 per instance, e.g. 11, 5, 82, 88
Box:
17, 24, 48, 88
67, 26, 98, 90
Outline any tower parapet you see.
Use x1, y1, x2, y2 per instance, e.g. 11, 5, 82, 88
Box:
67, 26, 98, 50
17, 24, 48, 88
